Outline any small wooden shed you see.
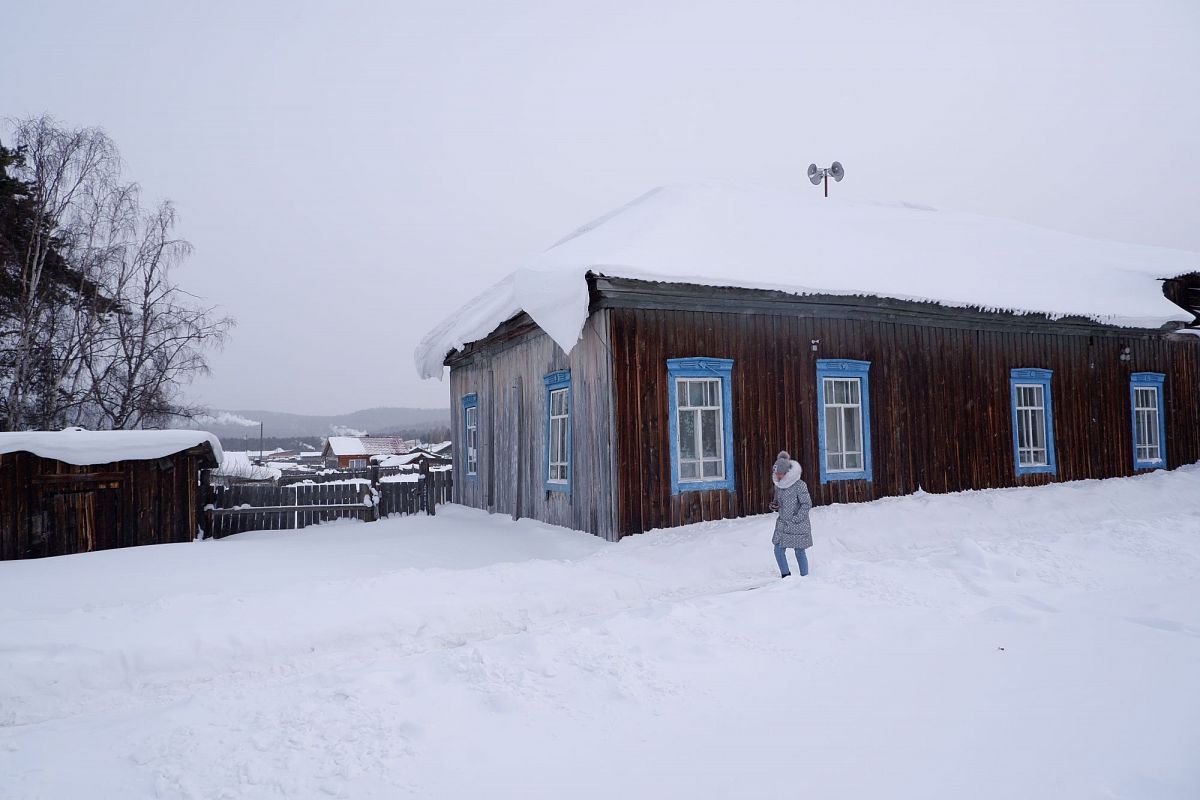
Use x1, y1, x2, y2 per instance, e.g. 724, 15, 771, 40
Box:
0, 429, 222, 560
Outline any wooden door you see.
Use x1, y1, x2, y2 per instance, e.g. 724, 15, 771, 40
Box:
40, 486, 124, 556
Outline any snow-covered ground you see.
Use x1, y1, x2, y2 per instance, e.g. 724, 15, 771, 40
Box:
3, 469, 1199, 799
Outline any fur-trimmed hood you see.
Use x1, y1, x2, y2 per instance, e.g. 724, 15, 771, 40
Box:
771, 459, 804, 489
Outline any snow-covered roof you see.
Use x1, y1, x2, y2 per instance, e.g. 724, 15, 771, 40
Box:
374, 448, 451, 467
213, 451, 280, 481
324, 436, 416, 457
375, 452, 422, 467
415, 183, 1200, 378
324, 436, 367, 456
0, 429, 223, 467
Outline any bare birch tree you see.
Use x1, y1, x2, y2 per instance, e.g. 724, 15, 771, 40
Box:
1, 114, 232, 430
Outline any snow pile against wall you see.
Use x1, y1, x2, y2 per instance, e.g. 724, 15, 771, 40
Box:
415, 183, 1200, 378
0, 429, 223, 466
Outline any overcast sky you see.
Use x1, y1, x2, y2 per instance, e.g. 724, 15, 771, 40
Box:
4, 0, 1197, 414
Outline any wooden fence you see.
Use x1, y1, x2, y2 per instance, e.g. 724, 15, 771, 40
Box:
278, 468, 377, 486
204, 468, 453, 538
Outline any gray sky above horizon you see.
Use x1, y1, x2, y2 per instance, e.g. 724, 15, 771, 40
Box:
4, 0, 1198, 415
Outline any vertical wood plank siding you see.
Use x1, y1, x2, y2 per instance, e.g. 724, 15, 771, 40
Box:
608, 307, 1200, 538
0, 450, 207, 560
448, 310, 618, 540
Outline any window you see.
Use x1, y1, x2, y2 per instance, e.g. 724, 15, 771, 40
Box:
462, 393, 479, 478
816, 360, 873, 484
1009, 369, 1056, 476
544, 370, 571, 492
667, 358, 735, 494
1130, 373, 1166, 470
349, 458, 367, 469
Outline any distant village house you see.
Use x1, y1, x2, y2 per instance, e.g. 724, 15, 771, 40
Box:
321, 436, 420, 469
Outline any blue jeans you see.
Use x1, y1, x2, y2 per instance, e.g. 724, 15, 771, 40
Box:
774, 545, 809, 577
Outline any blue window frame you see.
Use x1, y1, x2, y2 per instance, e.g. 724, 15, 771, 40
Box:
1009, 368, 1057, 476
461, 393, 479, 478
543, 370, 571, 493
667, 358, 735, 494
816, 359, 873, 484
1130, 373, 1167, 470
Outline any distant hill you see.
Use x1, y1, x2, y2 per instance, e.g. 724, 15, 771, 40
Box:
190, 406, 450, 441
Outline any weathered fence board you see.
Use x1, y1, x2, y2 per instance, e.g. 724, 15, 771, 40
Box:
203, 469, 454, 538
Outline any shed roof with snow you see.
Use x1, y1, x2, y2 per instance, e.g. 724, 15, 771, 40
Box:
0, 428, 222, 467
415, 183, 1200, 378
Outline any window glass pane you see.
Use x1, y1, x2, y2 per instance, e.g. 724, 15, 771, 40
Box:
687, 381, 705, 408
849, 379, 861, 405
845, 453, 862, 470
559, 421, 568, 463
701, 410, 720, 457
1031, 408, 1046, 450
679, 410, 698, 459
828, 452, 844, 471
844, 406, 862, 454
702, 460, 722, 478
825, 407, 842, 457
680, 461, 698, 479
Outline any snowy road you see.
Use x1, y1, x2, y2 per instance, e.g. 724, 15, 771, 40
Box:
2, 469, 1199, 799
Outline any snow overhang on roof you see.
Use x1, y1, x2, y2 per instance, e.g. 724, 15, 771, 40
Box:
0, 429, 223, 467
414, 183, 1200, 379
324, 436, 367, 456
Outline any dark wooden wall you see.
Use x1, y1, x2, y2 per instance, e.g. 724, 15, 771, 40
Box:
607, 306, 1200, 538
0, 450, 208, 560
448, 309, 619, 540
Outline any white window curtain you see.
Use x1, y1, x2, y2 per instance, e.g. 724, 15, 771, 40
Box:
465, 405, 478, 475
1014, 384, 1048, 466
1134, 386, 1162, 464
676, 378, 724, 481
548, 387, 569, 482
823, 377, 864, 472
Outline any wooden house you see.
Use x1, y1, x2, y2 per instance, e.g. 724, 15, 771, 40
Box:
0, 429, 222, 560
321, 435, 416, 469
416, 185, 1200, 541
